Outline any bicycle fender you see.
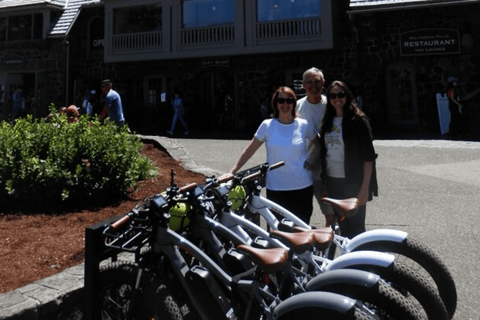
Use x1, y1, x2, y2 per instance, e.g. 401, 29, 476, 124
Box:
345, 229, 408, 252
324, 250, 395, 272
273, 291, 356, 318
305, 269, 380, 292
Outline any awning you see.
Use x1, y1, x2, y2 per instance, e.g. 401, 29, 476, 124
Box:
349, 0, 480, 14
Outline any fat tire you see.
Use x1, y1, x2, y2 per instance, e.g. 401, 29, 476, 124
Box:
315, 281, 425, 320
275, 306, 373, 320
354, 238, 457, 318
357, 262, 449, 320
98, 261, 183, 320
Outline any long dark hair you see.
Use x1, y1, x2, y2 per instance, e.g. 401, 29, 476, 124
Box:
322, 80, 366, 132
271, 86, 297, 119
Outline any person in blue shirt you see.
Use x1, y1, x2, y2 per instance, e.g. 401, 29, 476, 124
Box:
99, 79, 125, 127
11, 85, 23, 121
167, 91, 189, 136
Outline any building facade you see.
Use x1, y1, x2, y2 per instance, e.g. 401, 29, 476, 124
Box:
1, 0, 479, 138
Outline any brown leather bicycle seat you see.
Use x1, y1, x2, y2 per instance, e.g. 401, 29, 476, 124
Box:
270, 229, 315, 254
236, 245, 289, 273
292, 227, 334, 251
321, 197, 359, 217
310, 228, 334, 251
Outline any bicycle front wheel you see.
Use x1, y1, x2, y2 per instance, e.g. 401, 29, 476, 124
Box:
359, 262, 449, 320
274, 291, 373, 320
276, 307, 373, 320
353, 237, 457, 318
98, 262, 183, 320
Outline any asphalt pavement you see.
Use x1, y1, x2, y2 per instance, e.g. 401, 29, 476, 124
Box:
175, 134, 480, 320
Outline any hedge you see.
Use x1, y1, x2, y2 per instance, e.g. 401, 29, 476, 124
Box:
0, 111, 157, 213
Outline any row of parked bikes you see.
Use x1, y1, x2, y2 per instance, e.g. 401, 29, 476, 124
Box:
98, 161, 457, 320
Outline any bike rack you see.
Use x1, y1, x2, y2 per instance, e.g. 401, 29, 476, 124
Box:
84, 215, 123, 320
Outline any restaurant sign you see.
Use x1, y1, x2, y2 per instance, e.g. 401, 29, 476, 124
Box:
400, 29, 460, 56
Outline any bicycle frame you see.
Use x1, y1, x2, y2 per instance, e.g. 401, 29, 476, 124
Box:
240, 181, 408, 259
216, 191, 396, 275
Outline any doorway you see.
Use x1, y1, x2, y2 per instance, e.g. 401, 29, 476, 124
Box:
385, 61, 418, 126
197, 71, 236, 130
0, 72, 38, 120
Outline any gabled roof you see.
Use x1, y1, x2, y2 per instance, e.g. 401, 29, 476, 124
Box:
349, 0, 480, 14
48, 0, 102, 38
0, 0, 102, 38
0, 0, 66, 10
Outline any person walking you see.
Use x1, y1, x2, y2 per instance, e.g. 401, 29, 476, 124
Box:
320, 80, 378, 238
98, 79, 125, 127
445, 77, 469, 138
167, 91, 189, 136
11, 85, 23, 122
295, 67, 332, 221
224, 86, 319, 224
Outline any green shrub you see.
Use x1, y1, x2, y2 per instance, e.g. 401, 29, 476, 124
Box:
0, 111, 158, 213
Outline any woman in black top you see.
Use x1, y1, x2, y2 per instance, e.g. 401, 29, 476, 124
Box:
320, 80, 378, 238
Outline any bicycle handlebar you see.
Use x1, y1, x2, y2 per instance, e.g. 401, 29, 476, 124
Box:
109, 183, 198, 231
240, 161, 284, 184
110, 213, 132, 230
217, 173, 234, 184
179, 182, 198, 193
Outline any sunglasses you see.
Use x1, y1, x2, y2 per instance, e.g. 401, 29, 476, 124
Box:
329, 92, 346, 100
276, 97, 295, 104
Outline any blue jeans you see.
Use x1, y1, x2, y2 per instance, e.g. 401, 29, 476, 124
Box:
325, 176, 366, 238
170, 111, 188, 133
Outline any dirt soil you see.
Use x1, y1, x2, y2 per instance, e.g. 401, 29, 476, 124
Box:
0, 143, 206, 294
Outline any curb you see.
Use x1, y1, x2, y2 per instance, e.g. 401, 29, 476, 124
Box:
0, 135, 217, 320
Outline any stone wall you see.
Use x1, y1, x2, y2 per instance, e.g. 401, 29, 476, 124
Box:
350, 5, 480, 136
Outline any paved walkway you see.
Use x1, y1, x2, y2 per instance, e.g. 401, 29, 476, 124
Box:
1, 134, 479, 319
373, 139, 480, 149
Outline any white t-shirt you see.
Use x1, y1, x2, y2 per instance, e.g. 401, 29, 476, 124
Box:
324, 117, 345, 178
295, 95, 327, 180
255, 118, 317, 191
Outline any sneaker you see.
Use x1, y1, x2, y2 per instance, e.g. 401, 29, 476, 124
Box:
166, 130, 173, 135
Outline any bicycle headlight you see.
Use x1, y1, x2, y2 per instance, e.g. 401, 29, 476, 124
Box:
168, 202, 192, 231
227, 185, 247, 211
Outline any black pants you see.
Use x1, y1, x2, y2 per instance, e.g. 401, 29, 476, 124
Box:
326, 177, 366, 238
266, 185, 314, 225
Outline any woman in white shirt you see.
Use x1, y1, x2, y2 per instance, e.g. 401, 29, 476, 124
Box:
227, 86, 319, 224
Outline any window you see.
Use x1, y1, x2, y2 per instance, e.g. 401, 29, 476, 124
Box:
257, 0, 320, 22
0, 18, 6, 42
147, 78, 163, 108
89, 17, 104, 57
0, 14, 43, 42
33, 14, 43, 39
9, 15, 32, 41
183, 0, 234, 28
114, 4, 162, 34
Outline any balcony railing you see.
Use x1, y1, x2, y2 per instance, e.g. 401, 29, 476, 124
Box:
106, 17, 327, 61
181, 25, 235, 46
112, 31, 162, 52
256, 17, 321, 41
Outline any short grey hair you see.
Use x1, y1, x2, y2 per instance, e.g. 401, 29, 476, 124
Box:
303, 68, 324, 82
